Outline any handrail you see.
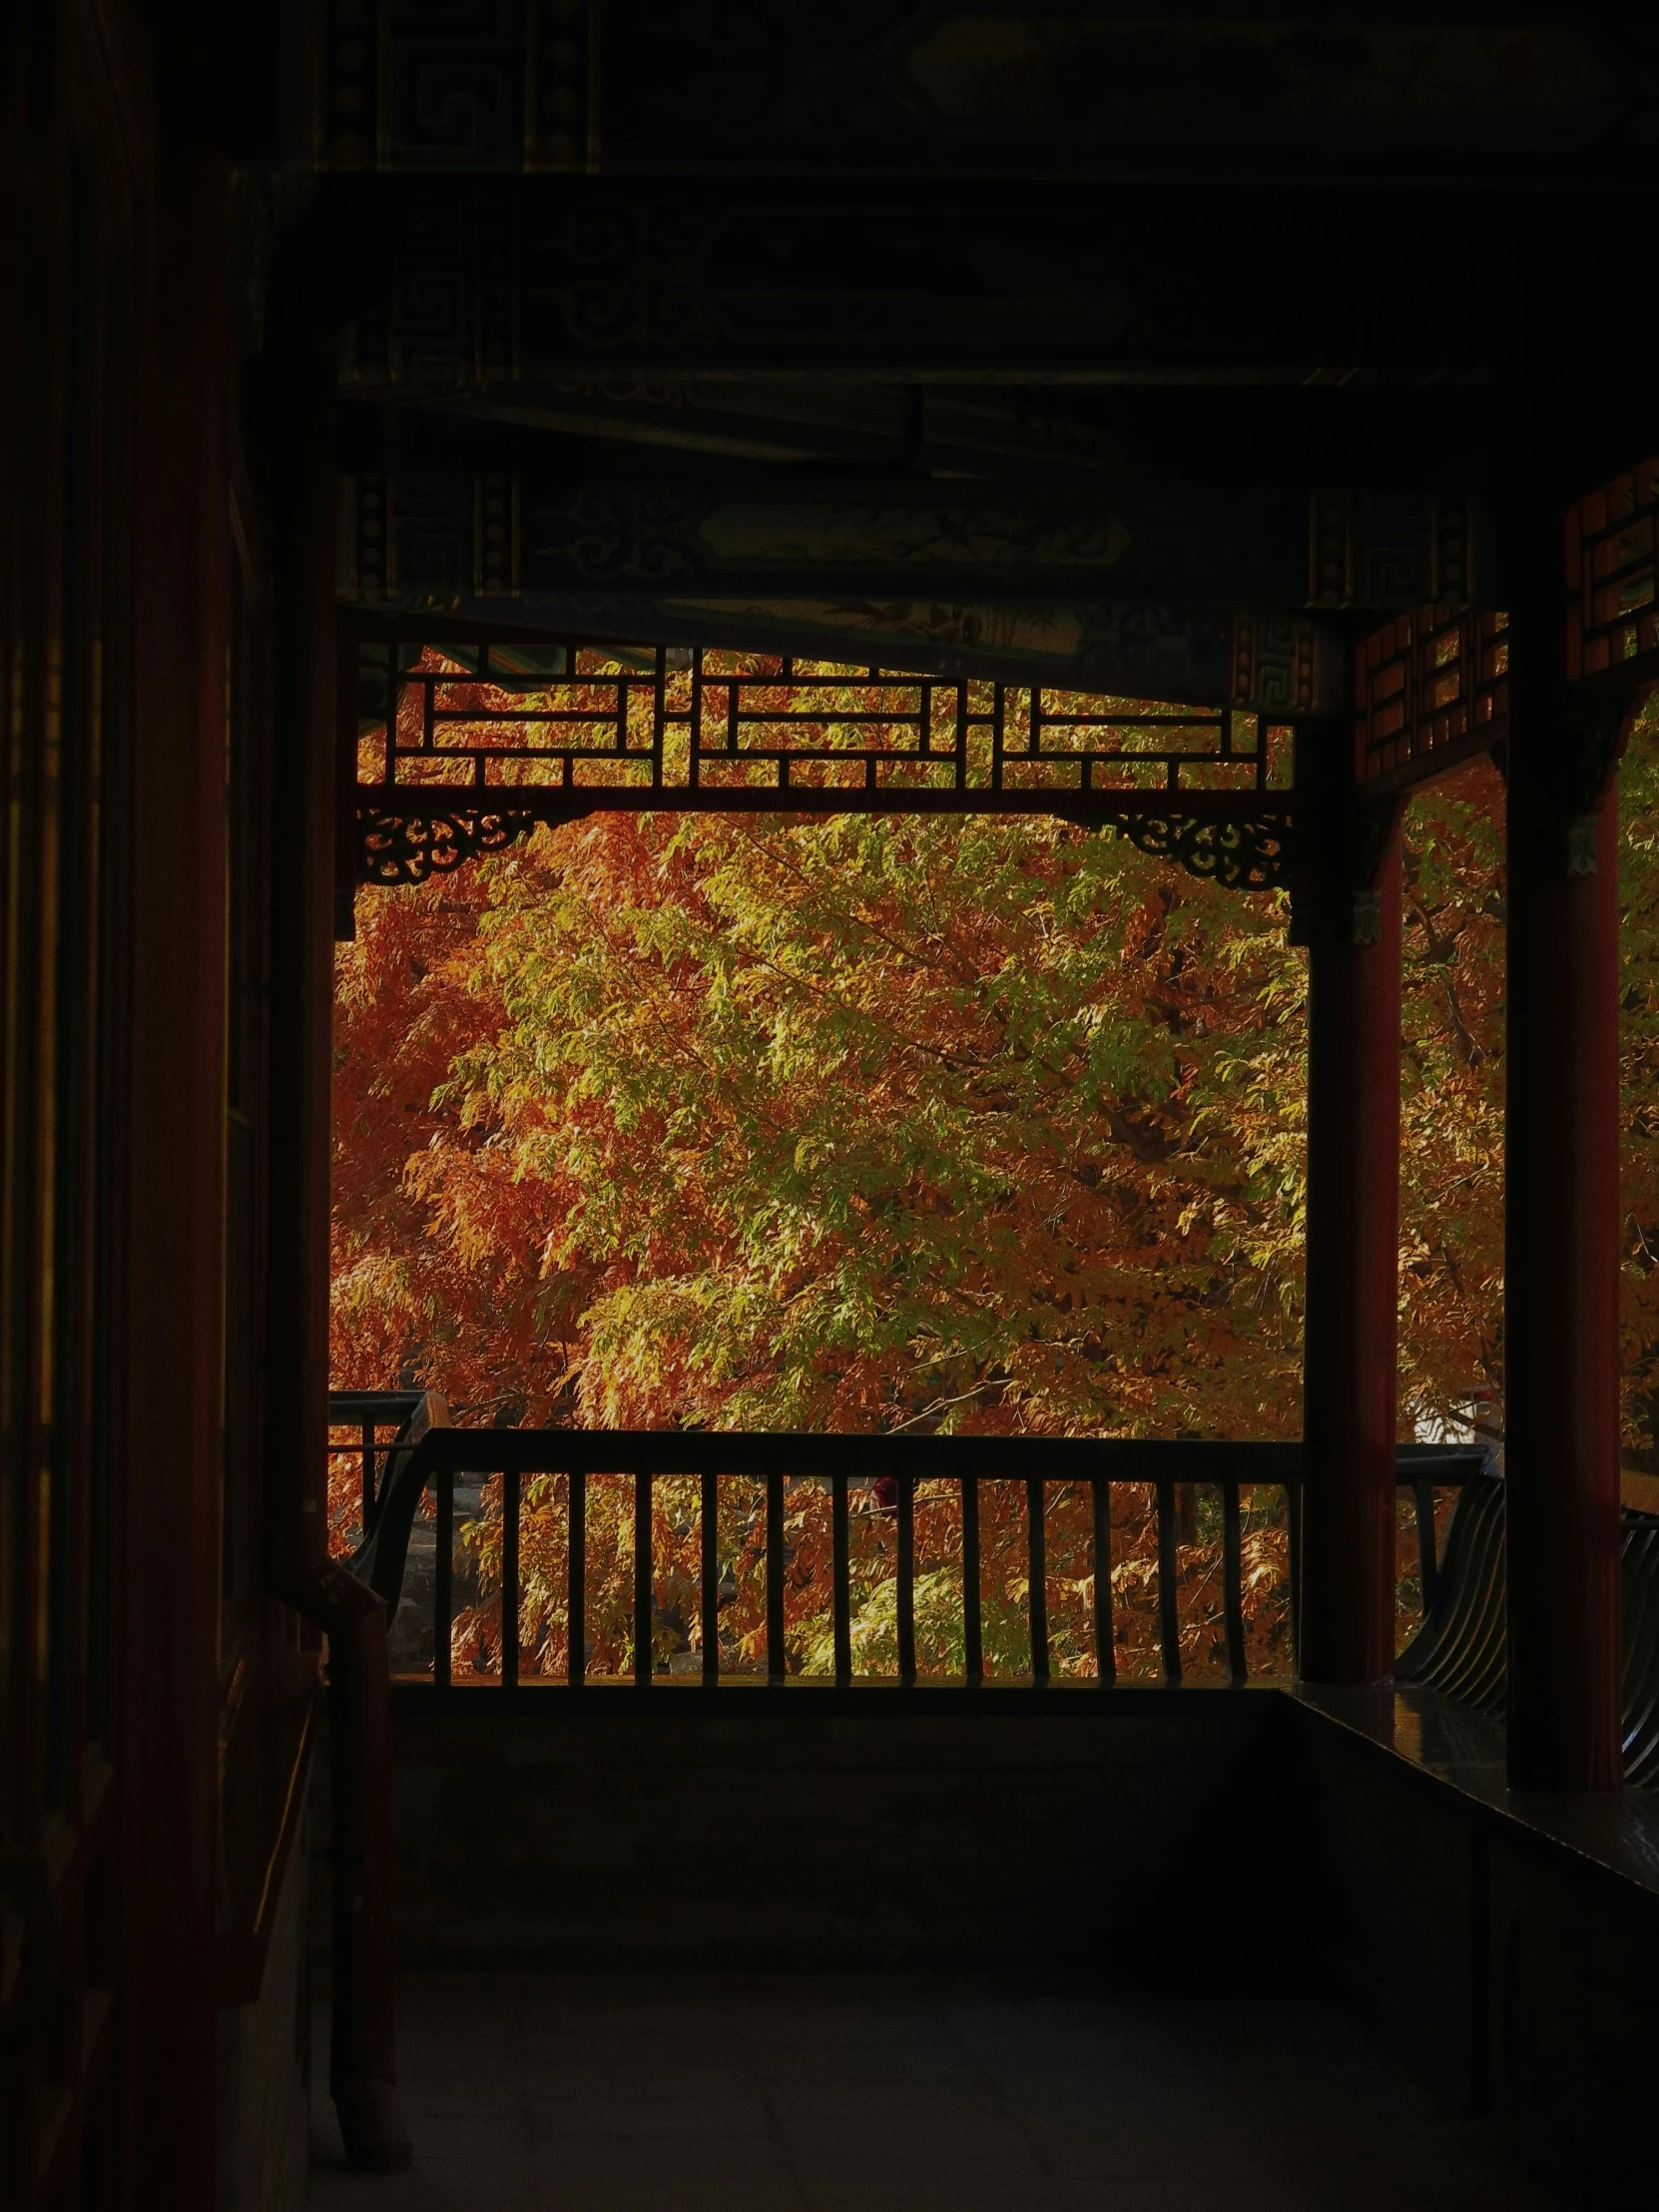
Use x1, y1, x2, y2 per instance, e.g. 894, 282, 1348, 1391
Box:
327, 1414, 1488, 1695
274, 1562, 406, 2167
327, 1388, 426, 1423
1396, 1465, 1659, 1787
286, 1396, 447, 2172
327, 1388, 436, 1534
396, 1429, 1485, 1480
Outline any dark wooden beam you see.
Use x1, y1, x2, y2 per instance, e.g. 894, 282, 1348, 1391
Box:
343, 591, 1342, 713
338, 432, 1490, 615
311, 7, 1657, 190
326, 174, 1513, 392
350, 381, 1500, 493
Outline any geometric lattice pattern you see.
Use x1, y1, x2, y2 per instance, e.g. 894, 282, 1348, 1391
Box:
1567, 456, 1659, 680
1354, 605, 1508, 794
353, 636, 1295, 808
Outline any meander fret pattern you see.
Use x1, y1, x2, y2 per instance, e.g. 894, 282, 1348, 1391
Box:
1354, 605, 1508, 794
316, 0, 597, 174
353, 637, 1296, 808
1568, 457, 1659, 680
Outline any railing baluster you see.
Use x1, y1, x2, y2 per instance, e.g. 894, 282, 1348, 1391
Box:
1027, 1477, 1049, 1686
361, 1419, 375, 1527
1222, 1480, 1247, 1685
635, 1469, 652, 1686
897, 1472, 916, 1688
434, 1464, 452, 1691
1286, 1478, 1304, 1672
502, 1467, 520, 1690
1413, 1477, 1439, 1617
1156, 1477, 1182, 1686
766, 1468, 785, 1683
328, 1425, 1389, 1704
1092, 1474, 1115, 1685
568, 1469, 585, 1687
702, 1468, 719, 1685
962, 1475, 982, 1686
831, 1470, 851, 1688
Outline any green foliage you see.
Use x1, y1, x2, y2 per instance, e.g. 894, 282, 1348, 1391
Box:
329, 733, 1659, 1679
430, 812, 1305, 1437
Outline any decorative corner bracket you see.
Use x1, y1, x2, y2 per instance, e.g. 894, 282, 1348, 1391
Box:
1108, 812, 1293, 892
1557, 675, 1658, 874
1286, 790, 1398, 948
358, 808, 540, 886
1352, 797, 1404, 894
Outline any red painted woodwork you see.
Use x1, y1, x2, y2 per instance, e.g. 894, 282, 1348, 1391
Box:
6, 12, 1658, 2201
1566, 457, 1659, 681
1504, 758, 1622, 1793
1354, 607, 1509, 798
1299, 820, 1403, 1685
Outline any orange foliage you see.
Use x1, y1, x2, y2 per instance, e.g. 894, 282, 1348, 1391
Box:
331, 739, 1659, 1680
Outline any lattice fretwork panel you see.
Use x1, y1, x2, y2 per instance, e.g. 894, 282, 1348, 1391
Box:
354, 638, 1295, 808
1568, 457, 1659, 679
1354, 606, 1508, 793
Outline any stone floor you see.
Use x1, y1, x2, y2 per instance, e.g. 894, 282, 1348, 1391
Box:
306, 1973, 1554, 2211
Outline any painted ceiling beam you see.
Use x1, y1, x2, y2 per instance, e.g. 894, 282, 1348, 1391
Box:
332, 377, 1490, 487
327, 176, 1513, 391
338, 442, 1487, 619
340, 587, 1342, 717
311, 6, 1659, 189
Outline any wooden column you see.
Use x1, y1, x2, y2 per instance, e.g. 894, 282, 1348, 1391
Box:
249, 250, 410, 2171
1504, 549, 1623, 1793
255, 298, 337, 1607
1299, 788, 1404, 1685
121, 146, 231, 2210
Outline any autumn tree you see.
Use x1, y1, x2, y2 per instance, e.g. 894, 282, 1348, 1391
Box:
329, 718, 1659, 1680
333, 807, 1310, 1675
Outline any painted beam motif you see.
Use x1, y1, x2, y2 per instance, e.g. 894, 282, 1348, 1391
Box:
334, 177, 1502, 389
312, 6, 1642, 184
341, 591, 1338, 717
340, 455, 1486, 617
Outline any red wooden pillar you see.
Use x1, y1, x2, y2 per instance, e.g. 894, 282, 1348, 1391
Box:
1299, 810, 1404, 1683
1504, 566, 1623, 1792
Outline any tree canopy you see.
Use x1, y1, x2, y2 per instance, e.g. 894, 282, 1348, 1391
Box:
329, 715, 1659, 1678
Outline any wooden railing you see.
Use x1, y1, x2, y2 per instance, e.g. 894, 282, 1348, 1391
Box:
327, 1400, 1486, 1694
1396, 1462, 1659, 1787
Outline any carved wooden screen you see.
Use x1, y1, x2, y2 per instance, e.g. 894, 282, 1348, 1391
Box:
1354, 605, 1508, 797
344, 633, 1297, 895
1350, 460, 1659, 809
1567, 457, 1659, 680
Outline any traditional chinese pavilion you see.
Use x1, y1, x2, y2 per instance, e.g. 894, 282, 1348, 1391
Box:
6, 7, 1659, 2207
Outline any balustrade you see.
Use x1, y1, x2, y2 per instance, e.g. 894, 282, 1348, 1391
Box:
327, 1397, 1482, 1697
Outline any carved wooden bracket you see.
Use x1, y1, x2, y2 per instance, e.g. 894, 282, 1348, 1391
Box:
354, 803, 1295, 893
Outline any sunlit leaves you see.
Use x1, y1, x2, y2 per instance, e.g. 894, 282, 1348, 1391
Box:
329, 738, 1659, 1673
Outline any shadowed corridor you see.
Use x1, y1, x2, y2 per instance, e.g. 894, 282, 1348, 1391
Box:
305, 1973, 1549, 2212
